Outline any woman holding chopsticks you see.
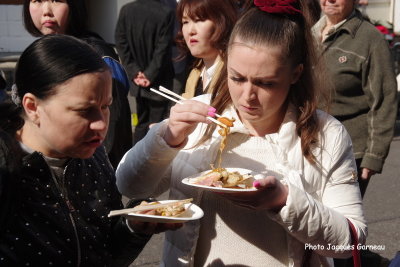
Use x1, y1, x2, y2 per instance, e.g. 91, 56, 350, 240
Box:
116, 1, 367, 266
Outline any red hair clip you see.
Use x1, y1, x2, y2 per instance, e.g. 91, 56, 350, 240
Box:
254, 0, 302, 15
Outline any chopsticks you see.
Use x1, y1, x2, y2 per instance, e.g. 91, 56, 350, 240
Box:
108, 198, 193, 217
159, 86, 222, 118
150, 86, 226, 128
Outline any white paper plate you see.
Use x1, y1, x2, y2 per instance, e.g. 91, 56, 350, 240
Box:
181, 168, 266, 193
122, 200, 204, 223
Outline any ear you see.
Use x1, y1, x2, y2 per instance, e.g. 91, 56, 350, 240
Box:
22, 93, 41, 125
291, 64, 304, 85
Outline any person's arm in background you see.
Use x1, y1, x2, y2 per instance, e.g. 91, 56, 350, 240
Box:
361, 35, 398, 178
142, 9, 175, 85
115, 5, 141, 81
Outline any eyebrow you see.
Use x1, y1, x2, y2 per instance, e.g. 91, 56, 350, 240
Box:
228, 67, 276, 81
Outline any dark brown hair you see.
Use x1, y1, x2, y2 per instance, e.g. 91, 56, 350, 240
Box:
175, 0, 238, 66
0, 34, 109, 135
199, 3, 330, 164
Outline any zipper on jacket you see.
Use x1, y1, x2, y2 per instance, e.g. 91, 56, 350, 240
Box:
50, 163, 82, 267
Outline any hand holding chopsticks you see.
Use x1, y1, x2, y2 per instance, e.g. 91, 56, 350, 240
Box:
150, 86, 226, 128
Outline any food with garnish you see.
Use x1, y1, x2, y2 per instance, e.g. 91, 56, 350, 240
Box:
135, 199, 192, 217
191, 168, 254, 189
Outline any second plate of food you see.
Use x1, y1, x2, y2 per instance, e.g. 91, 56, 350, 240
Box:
181, 168, 264, 193
118, 200, 204, 223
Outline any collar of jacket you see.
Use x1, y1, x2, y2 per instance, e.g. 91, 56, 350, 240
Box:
323, 9, 364, 41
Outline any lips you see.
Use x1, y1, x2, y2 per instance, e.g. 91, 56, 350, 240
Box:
240, 104, 258, 113
189, 38, 198, 45
84, 137, 104, 148
42, 20, 56, 27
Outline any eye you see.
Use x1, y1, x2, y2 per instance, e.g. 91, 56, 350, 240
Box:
229, 76, 245, 84
101, 104, 111, 110
255, 80, 274, 88
182, 19, 188, 25
76, 108, 90, 114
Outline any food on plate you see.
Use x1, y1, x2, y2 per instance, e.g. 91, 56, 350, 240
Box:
135, 199, 193, 217
191, 168, 253, 189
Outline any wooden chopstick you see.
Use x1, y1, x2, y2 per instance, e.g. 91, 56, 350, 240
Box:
150, 88, 227, 128
108, 198, 193, 217
159, 86, 222, 118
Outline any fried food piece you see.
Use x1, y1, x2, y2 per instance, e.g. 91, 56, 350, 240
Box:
218, 117, 235, 127
193, 168, 253, 189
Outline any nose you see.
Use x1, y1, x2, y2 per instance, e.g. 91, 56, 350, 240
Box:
188, 22, 196, 36
42, 1, 54, 17
242, 82, 257, 102
90, 111, 109, 132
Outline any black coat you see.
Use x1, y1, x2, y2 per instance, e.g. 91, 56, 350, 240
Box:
0, 134, 149, 266
115, 0, 175, 101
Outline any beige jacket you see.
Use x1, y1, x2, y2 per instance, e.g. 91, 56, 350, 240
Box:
182, 57, 224, 99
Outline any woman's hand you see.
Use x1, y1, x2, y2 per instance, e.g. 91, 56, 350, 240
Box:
163, 100, 216, 147
360, 168, 376, 180
219, 176, 288, 212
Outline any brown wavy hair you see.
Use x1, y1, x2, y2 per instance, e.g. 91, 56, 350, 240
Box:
175, 0, 238, 67
198, 2, 330, 165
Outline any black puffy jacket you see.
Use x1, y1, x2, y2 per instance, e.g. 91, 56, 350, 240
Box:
0, 136, 149, 267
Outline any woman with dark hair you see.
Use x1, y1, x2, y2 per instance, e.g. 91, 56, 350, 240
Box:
116, 0, 366, 266
23, 0, 133, 168
176, 0, 238, 98
0, 34, 152, 266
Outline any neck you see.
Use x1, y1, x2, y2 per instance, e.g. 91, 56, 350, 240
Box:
203, 53, 219, 69
18, 122, 54, 158
240, 102, 288, 137
326, 10, 353, 26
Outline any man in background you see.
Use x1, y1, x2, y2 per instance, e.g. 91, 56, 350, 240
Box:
115, 0, 175, 144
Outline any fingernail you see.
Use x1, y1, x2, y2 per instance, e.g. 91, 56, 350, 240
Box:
208, 111, 216, 117
253, 181, 261, 188
208, 107, 216, 112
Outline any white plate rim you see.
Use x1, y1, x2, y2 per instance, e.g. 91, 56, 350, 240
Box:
181, 168, 258, 193
122, 200, 204, 223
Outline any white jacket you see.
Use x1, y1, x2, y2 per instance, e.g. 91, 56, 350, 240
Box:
116, 95, 367, 267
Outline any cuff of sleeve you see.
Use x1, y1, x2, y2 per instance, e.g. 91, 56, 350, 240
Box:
268, 181, 309, 229
360, 154, 384, 173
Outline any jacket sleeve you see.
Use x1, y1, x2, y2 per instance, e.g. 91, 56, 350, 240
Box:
115, 6, 141, 79
361, 37, 397, 172
143, 10, 174, 83
269, 123, 367, 258
116, 121, 180, 198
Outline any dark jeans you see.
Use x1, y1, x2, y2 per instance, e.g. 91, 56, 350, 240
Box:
133, 97, 168, 144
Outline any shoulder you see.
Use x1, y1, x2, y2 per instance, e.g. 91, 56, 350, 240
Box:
0, 131, 21, 169
81, 35, 118, 59
316, 110, 353, 148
